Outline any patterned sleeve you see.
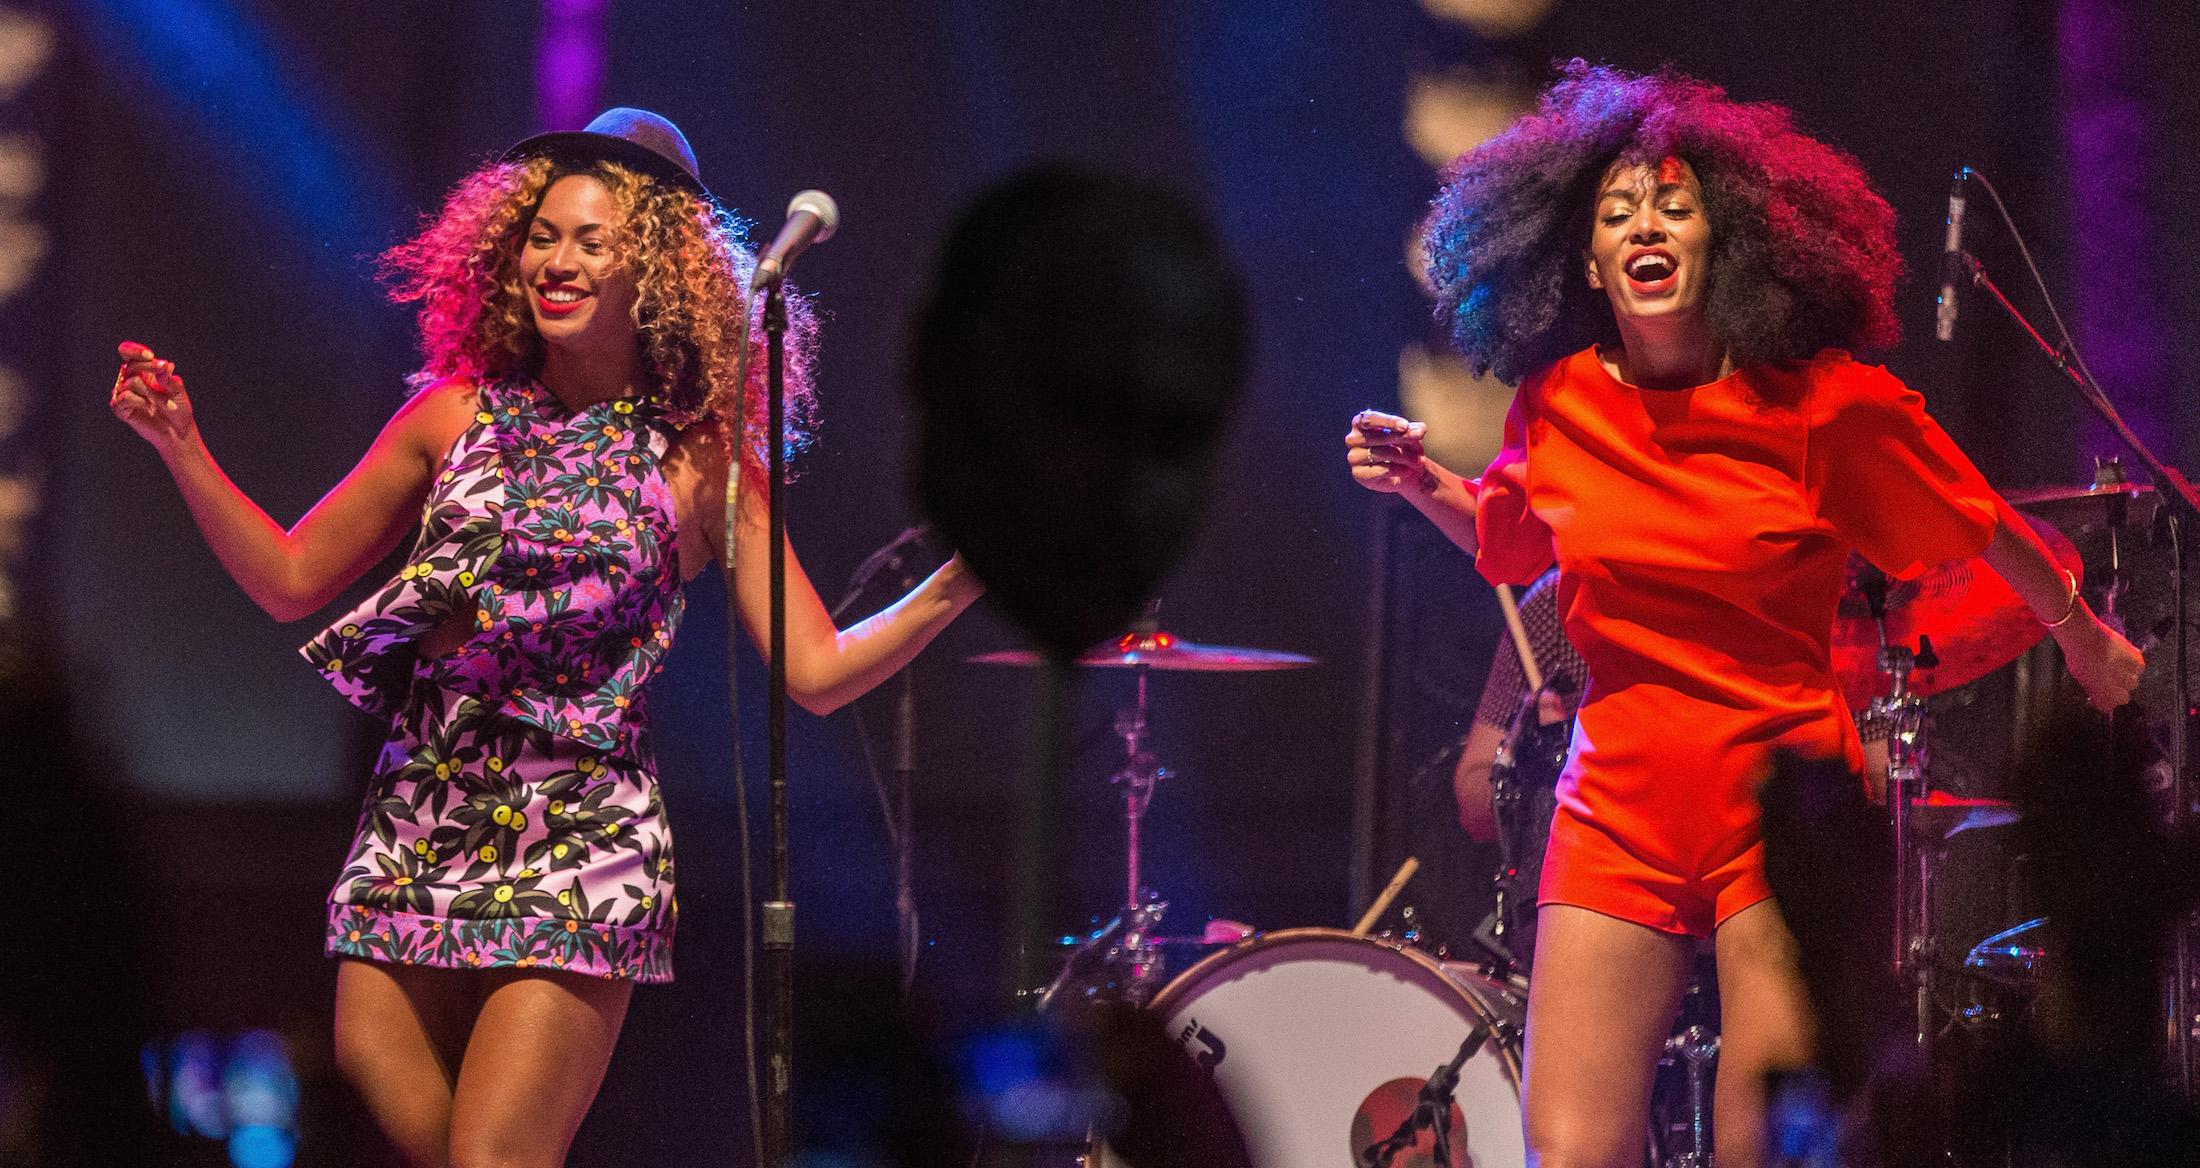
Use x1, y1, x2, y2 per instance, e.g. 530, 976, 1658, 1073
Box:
1806, 357, 1997, 580
1471, 389, 1557, 586
1470, 569, 1584, 729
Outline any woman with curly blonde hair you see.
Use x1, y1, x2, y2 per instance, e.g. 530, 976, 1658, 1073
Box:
109, 109, 981, 1167
1346, 64, 2140, 1167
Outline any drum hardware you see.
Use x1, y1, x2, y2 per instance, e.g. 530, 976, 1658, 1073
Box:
1357, 1019, 1506, 1168
974, 611, 1316, 1010
1849, 557, 2031, 1062
1132, 928, 1528, 1168
1106, 666, 1172, 1004
1958, 917, 2047, 1030
1397, 905, 1428, 953
1659, 1024, 1720, 1168
1830, 516, 2082, 710
1473, 681, 1575, 974
1853, 560, 1949, 1058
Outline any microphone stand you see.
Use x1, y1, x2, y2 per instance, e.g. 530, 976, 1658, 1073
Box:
1359, 1022, 1499, 1167
830, 530, 929, 994
1958, 248, 2200, 1092
761, 278, 796, 1168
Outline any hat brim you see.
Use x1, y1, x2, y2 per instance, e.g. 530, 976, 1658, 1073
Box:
501, 131, 710, 200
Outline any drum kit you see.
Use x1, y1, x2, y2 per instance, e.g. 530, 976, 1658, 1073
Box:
963, 467, 2178, 1168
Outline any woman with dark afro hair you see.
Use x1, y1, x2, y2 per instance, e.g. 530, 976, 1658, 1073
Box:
1346, 62, 2142, 1167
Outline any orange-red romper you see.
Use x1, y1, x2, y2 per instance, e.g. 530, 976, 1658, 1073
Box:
1471, 347, 1998, 936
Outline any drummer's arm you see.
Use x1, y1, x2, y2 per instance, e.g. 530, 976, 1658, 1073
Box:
1979, 497, 2143, 711
1453, 721, 1504, 842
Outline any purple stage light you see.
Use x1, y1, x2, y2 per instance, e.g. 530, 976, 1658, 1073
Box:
2058, 0, 2171, 465
537, 0, 608, 132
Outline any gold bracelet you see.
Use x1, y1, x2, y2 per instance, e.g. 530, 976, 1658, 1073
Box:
2040, 567, 2081, 628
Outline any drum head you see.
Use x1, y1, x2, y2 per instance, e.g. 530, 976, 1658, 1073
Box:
1146, 928, 1525, 1168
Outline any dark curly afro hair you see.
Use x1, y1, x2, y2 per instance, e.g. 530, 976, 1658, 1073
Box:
1423, 60, 1903, 385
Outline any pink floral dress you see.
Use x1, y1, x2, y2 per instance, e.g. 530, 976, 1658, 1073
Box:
302, 377, 688, 981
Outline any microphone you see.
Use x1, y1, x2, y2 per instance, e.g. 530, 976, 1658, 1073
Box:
752, 189, 840, 290
1935, 166, 1971, 342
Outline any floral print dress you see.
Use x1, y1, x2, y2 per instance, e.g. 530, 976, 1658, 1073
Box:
302, 377, 688, 981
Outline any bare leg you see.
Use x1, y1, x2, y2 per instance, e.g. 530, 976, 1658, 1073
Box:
445, 969, 633, 1168
1523, 904, 1693, 1168
333, 960, 478, 1168
1711, 899, 1817, 1168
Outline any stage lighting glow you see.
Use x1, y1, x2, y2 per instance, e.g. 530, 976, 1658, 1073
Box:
73, 0, 400, 245
0, 6, 54, 101
1398, 342, 1513, 476
0, 133, 42, 202
142, 1029, 300, 1163
227, 1125, 296, 1168
1405, 72, 1533, 170
537, 0, 609, 132
0, 220, 46, 301
1419, 0, 1559, 38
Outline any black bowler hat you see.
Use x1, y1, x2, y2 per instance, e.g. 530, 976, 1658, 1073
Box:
502, 107, 709, 199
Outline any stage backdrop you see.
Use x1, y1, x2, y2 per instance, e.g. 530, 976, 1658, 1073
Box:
41, 0, 2200, 1163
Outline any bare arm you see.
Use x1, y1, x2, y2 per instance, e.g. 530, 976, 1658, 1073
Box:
1344, 409, 1480, 555
109, 342, 475, 622
1453, 721, 1503, 842
670, 424, 985, 716
1978, 496, 2144, 711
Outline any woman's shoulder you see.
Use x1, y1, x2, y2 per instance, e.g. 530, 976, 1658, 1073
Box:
1788, 349, 1919, 408
385, 374, 487, 459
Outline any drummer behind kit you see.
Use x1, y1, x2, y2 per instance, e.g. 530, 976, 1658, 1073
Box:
971, 464, 2186, 1168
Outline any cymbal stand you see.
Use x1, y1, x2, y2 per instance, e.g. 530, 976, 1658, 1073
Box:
1105, 663, 1172, 1003
1860, 567, 1941, 1055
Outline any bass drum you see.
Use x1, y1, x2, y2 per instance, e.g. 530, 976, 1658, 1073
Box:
1107, 928, 1525, 1168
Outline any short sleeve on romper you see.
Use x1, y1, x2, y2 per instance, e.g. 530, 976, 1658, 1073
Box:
1473, 389, 1557, 586
1806, 356, 1997, 580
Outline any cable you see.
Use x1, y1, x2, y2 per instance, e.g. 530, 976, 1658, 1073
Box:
1965, 170, 2118, 419
836, 542, 922, 996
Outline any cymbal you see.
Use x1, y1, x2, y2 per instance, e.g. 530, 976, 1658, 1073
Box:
1831, 514, 2081, 708
2003, 481, 2155, 509
1908, 791, 2020, 841
968, 629, 1317, 672
2006, 481, 2156, 531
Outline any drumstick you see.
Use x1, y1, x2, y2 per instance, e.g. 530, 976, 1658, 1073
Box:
1352, 856, 1420, 937
1495, 583, 1544, 695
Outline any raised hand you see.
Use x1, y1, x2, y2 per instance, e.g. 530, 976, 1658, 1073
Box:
1343, 409, 1434, 495
108, 340, 198, 451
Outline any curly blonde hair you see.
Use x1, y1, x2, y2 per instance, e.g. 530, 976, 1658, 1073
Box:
380, 154, 820, 460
